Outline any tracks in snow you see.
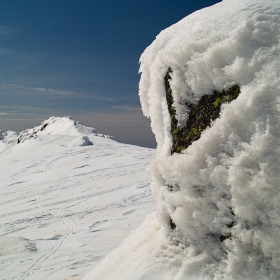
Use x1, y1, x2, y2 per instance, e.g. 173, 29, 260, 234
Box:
0, 140, 155, 280
17, 150, 77, 279
44, 154, 70, 177
0, 145, 11, 157
19, 193, 74, 280
0, 184, 145, 218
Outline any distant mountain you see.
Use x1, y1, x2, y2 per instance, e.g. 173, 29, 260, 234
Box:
27, 116, 98, 136
0, 116, 113, 145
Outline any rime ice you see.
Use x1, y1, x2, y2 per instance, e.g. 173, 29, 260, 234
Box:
86, 0, 280, 279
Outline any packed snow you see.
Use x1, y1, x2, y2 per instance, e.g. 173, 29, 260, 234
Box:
68, 136, 93, 147
0, 117, 155, 280
86, 0, 280, 279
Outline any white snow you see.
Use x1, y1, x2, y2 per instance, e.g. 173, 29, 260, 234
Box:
0, 117, 155, 280
68, 136, 93, 147
38, 116, 97, 136
85, 0, 280, 279
17, 116, 110, 144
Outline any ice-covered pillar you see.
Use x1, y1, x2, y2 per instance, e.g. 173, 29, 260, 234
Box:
139, 0, 280, 277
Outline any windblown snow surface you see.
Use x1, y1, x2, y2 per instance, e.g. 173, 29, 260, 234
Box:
0, 116, 155, 280
84, 0, 280, 279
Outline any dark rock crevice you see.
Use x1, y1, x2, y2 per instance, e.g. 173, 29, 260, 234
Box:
165, 69, 240, 154
164, 68, 239, 240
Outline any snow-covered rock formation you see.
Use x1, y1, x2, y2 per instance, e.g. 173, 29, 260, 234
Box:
85, 0, 280, 279
14, 116, 112, 144
68, 135, 93, 147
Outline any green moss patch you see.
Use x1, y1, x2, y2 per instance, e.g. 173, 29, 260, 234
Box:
165, 69, 240, 154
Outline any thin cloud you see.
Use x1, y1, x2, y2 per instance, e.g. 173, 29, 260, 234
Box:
73, 111, 150, 126
76, 53, 96, 56
110, 105, 142, 112
48, 88, 74, 95
0, 48, 15, 54
0, 25, 16, 35
29, 87, 46, 92
0, 105, 57, 115
1, 83, 27, 90
0, 83, 114, 102
0, 105, 54, 112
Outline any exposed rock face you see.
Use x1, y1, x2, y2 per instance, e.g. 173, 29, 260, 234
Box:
165, 69, 240, 154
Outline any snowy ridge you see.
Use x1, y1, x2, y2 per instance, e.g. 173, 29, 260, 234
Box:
36, 116, 97, 136
86, 0, 280, 279
4, 116, 113, 144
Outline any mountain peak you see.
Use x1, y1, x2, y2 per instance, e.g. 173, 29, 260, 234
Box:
16, 116, 112, 144
36, 116, 97, 136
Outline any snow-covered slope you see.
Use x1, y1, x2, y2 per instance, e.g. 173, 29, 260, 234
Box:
85, 0, 280, 279
0, 117, 155, 280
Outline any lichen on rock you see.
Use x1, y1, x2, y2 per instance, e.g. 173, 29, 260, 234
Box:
165, 69, 240, 154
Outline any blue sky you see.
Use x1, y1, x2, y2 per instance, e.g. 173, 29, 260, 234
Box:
0, 0, 220, 147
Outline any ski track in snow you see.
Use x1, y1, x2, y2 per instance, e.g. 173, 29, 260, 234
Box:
0, 131, 155, 280
19, 194, 74, 280
45, 155, 70, 177
0, 145, 11, 157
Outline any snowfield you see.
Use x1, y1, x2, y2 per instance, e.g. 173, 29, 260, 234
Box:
86, 0, 280, 279
0, 117, 155, 280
